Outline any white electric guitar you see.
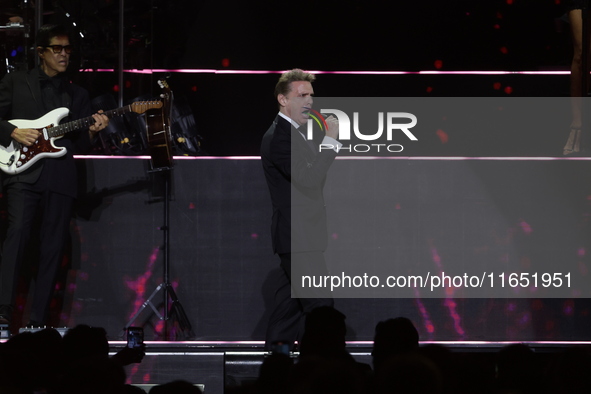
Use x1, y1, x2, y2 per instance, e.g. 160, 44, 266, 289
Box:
0, 101, 163, 175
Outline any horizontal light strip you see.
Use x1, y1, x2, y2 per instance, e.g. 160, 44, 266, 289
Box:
108, 352, 224, 356
74, 155, 591, 161
109, 340, 264, 345
354, 340, 591, 346
73, 155, 261, 160
6, 339, 585, 346
5, 339, 586, 346
335, 156, 591, 161
81, 69, 572, 76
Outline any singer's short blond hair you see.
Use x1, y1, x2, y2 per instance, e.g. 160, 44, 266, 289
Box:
274, 69, 316, 99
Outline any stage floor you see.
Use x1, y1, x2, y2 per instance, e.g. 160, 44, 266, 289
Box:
110, 340, 591, 394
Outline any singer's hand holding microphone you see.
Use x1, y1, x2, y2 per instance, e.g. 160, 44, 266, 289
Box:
325, 115, 339, 140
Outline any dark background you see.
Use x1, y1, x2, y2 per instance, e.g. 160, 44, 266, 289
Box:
1, 0, 578, 156
2, 1, 590, 341
47, 0, 569, 72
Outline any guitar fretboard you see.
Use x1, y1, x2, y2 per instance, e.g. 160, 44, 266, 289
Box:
48, 105, 133, 138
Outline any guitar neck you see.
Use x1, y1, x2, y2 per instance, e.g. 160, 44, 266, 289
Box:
48, 105, 133, 138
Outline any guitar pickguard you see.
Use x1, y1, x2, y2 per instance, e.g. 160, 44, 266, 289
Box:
0, 108, 69, 175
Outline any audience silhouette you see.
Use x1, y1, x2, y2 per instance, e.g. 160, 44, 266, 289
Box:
0, 324, 145, 394
0, 314, 588, 394
372, 316, 419, 372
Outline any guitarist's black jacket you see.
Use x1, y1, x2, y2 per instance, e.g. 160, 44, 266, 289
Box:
0, 67, 94, 198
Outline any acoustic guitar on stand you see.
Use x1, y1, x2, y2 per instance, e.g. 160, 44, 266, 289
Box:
145, 79, 174, 170
0, 101, 163, 175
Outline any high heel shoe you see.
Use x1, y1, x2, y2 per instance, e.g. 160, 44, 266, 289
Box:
563, 127, 582, 156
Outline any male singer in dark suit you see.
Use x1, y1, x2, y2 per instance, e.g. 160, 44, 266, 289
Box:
0, 24, 109, 328
261, 69, 340, 350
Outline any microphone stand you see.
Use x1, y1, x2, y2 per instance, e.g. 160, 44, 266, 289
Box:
123, 83, 194, 339
123, 167, 195, 339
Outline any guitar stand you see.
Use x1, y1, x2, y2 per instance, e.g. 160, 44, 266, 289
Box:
123, 167, 195, 339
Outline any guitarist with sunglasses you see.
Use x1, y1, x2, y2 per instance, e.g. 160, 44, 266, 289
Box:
0, 24, 109, 330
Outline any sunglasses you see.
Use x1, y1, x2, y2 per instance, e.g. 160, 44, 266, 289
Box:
45, 45, 73, 54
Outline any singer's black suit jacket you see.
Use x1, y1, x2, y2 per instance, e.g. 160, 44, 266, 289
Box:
261, 115, 337, 255
0, 67, 93, 197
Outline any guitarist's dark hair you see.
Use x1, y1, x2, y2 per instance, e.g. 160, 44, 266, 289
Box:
36, 24, 71, 47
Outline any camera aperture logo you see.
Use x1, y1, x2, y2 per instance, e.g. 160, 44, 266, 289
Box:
305, 109, 418, 154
